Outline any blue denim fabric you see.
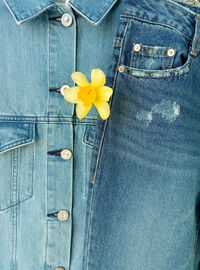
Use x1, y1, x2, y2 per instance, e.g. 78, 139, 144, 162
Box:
1, 0, 200, 269
83, 0, 200, 270
0, 0, 123, 269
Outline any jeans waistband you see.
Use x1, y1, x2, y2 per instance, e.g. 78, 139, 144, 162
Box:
121, 0, 200, 56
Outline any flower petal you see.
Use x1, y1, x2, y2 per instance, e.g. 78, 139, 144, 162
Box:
63, 87, 80, 103
91, 69, 106, 88
71, 72, 89, 87
76, 102, 92, 119
94, 99, 110, 120
96, 86, 113, 101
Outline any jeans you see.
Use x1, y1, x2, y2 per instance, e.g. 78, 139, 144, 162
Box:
83, 0, 200, 269
1, 0, 200, 269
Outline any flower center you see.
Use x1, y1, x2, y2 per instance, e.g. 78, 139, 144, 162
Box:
78, 86, 96, 106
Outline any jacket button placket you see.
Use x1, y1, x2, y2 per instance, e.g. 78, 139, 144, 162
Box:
46, 3, 76, 270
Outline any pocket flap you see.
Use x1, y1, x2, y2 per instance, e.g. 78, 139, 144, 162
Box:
0, 122, 35, 154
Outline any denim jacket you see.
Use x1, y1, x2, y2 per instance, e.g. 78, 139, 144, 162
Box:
1, 0, 200, 269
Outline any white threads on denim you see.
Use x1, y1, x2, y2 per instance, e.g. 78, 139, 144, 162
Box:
175, 0, 200, 6
151, 100, 180, 122
136, 111, 153, 126
136, 100, 180, 125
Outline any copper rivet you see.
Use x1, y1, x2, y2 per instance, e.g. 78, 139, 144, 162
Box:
118, 65, 125, 72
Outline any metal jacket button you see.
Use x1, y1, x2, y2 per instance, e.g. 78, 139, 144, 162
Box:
60, 84, 70, 96
60, 149, 72, 160
61, 13, 73, 27
57, 210, 69, 221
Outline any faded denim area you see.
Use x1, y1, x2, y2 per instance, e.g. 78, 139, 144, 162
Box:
84, 0, 200, 270
0, 0, 124, 269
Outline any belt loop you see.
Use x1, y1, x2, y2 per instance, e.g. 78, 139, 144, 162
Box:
191, 15, 200, 57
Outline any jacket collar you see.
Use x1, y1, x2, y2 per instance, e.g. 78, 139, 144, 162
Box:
3, 0, 118, 26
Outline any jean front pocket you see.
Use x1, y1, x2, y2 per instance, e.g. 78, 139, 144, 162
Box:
130, 43, 176, 70
0, 121, 35, 211
118, 13, 194, 79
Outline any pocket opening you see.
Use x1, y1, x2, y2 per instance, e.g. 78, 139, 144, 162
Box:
130, 43, 177, 70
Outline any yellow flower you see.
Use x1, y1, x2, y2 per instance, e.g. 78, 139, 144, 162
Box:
63, 68, 113, 120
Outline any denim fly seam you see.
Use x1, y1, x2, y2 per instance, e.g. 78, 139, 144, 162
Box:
83, 0, 200, 269
82, 9, 131, 270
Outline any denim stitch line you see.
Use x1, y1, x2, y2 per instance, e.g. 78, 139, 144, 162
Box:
173, 0, 200, 8
82, 126, 95, 148
47, 11, 50, 125
0, 138, 34, 154
120, 14, 192, 41
91, 17, 130, 184
140, 45, 170, 50
11, 150, 17, 269
44, 123, 49, 269
82, 141, 93, 149
68, 0, 117, 25
12, 206, 17, 270
195, 17, 200, 54
113, 37, 123, 47
139, 46, 172, 52
165, 0, 198, 15
72, 10, 77, 120
85, 17, 130, 270
123, 53, 195, 78
0, 149, 29, 211
197, 37, 200, 53
84, 145, 90, 198
133, 44, 175, 56
6, 0, 55, 19
0, 122, 34, 153
12, 149, 18, 207
192, 17, 200, 55
87, 138, 94, 144
3, 0, 55, 25
29, 137, 34, 199
0, 116, 97, 124
84, 135, 95, 146
71, 0, 113, 21
67, 10, 77, 270
133, 50, 175, 56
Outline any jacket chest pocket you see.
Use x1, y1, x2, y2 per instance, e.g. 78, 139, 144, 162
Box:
0, 122, 35, 211
130, 43, 177, 70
